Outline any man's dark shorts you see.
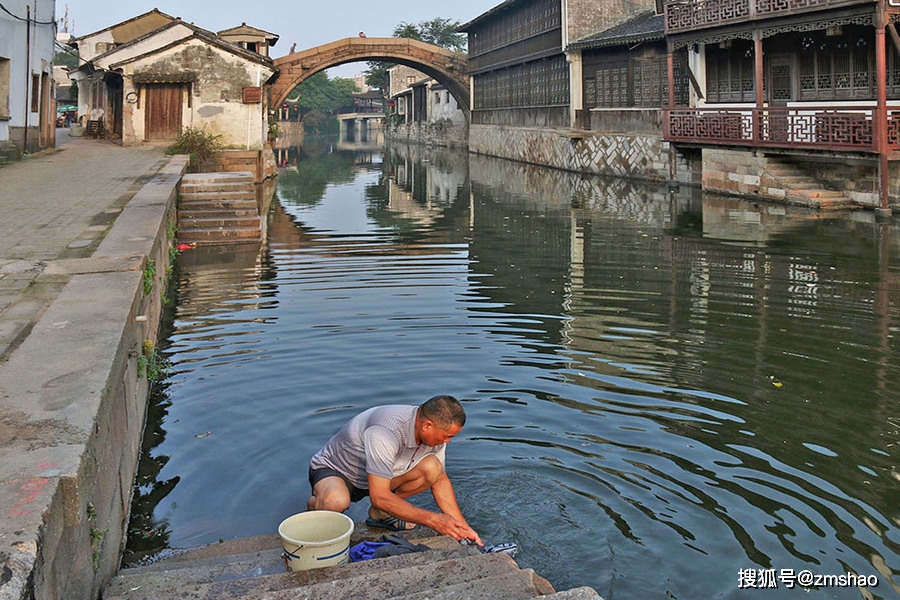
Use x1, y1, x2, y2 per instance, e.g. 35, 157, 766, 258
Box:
308, 465, 369, 503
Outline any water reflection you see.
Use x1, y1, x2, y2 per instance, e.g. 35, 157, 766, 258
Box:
127, 137, 900, 599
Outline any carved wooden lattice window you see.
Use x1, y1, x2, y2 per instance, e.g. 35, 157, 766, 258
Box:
705, 40, 755, 103
888, 49, 900, 98
672, 50, 690, 105
468, 0, 560, 57
587, 51, 686, 108
798, 28, 873, 101
473, 54, 569, 109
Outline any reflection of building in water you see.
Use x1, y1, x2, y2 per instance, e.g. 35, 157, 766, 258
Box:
465, 151, 900, 413
384, 144, 469, 226
700, 196, 822, 243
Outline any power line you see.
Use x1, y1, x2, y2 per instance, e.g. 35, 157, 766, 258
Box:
0, 1, 57, 26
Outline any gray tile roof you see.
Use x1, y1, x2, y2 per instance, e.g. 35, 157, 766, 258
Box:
569, 11, 665, 50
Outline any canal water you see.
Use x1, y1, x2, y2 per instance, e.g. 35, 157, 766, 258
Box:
125, 136, 900, 599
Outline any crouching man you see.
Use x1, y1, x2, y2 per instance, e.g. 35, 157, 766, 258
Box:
307, 395, 482, 545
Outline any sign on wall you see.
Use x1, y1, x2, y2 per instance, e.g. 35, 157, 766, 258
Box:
243, 87, 262, 103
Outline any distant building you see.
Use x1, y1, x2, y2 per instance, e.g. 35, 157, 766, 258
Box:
458, 0, 680, 181
0, 0, 57, 159
352, 73, 370, 93
662, 0, 900, 210
386, 65, 466, 147
217, 23, 279, 57
68, 10, 276, 150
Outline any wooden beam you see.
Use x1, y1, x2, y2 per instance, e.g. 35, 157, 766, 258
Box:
888, 22, 900, 56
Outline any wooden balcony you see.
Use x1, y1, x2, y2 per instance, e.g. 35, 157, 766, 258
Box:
664, 106, 900, 152
665, 0, 875, 33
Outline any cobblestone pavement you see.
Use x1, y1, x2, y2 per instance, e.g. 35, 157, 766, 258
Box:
0, 131, 167, 360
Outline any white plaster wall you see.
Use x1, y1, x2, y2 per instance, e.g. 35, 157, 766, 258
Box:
428, 88, 465, 126
0, 0, 56, 147
93, 24, 193, 70
118, 39, 273, 148
77, 30, 116, 62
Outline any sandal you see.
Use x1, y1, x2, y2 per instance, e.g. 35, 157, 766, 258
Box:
365, 515, 417, 532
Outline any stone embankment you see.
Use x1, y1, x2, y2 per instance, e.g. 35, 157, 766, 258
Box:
0, 136, 185, 600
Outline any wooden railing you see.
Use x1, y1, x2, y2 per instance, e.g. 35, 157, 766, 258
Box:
664, 106, 900, 152
665, 0, 872, 33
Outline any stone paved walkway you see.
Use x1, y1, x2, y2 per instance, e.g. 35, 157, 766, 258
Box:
0, 131, 166, 360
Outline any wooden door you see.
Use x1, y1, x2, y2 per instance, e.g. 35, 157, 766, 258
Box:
144, 84, 183, 141
767, 54, 794, 104
766, 54, 793, 142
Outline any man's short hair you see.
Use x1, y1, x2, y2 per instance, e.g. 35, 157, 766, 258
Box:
419, 395, 466, 428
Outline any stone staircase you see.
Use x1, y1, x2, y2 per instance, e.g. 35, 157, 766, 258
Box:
762, 157, 858, 210
178, 172, 262, 245
102, 525, 602, 600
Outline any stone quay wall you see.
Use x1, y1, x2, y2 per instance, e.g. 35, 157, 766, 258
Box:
387, 121, 470, 149
468, 124, 700, 185
1, 156, 188, 600
701, 148, 882, 208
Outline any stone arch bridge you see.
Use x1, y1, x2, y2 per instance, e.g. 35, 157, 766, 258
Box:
270, 37, 470, 120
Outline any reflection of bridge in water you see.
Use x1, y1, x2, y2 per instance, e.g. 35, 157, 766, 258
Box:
337, 112, 384, 150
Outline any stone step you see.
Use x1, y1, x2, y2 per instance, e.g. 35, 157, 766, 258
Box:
542, 588, 605, 600
182, 171, 255, 185
180, 208, 261, 220
242, 553, 527, 600
388, 568, 546, 600
126, 531, 455, 575
104, 527, 603, 600
105, 547, 508, 600
179, 190, 257, 203
179, 216, 262, 229
178, 200, 259, 213
177, 228, 262, 244
774, 175, 815, 185
790, 188, 844, 199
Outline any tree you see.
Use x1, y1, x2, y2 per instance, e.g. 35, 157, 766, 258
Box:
54, 49, 80, 69
393, 18, 467, 53
288, 72, 359, 115
365, 17, 467, 93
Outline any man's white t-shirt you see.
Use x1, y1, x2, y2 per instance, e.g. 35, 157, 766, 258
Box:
309, 405, 447, 489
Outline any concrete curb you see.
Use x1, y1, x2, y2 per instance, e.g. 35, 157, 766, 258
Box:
0, 155, 189, 600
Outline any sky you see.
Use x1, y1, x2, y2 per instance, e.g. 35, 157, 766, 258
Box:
55, 0, 496, 77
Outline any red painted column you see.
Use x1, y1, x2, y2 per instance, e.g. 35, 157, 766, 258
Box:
754, 31, 764, 145
876, 11, 892, 216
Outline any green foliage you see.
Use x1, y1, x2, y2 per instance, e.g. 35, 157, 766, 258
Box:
301, 110, 339, 134
86, 503, 107, 572
365, 62, 392, 92
392, 18, 467, 52
54, 49, 80, 68
142, 259, 156, 296
137, 340, 170, 382
165, 127, 223, 173
287, 72, 359, 116
366, 17, 466, 92
268, 116, 280, 139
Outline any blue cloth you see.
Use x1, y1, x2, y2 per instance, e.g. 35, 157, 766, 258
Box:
349, 541, 391, 562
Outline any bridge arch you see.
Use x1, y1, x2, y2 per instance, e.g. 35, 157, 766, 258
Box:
270, 38, 470, 122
